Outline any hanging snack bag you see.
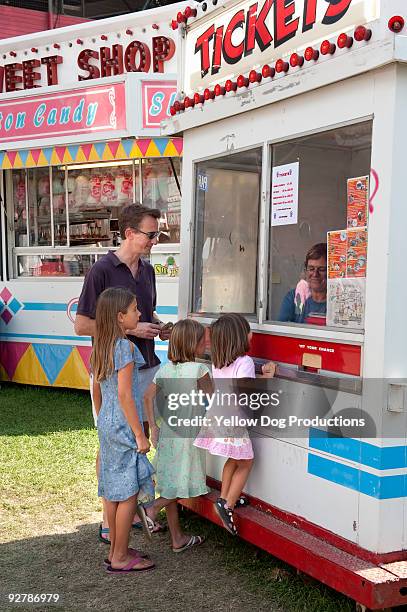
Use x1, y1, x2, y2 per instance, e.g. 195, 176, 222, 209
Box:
74, 174, 90, 209
87, 174, 102, 207
101, 173, 117, 204
116, 172, 133, 203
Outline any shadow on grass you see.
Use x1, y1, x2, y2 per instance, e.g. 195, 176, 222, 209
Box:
0, 519, 282, 612
1, 383, 93, 436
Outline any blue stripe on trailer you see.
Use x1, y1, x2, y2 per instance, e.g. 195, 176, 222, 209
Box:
22, 303, 178, 314
308, 454, 407, 499
0, 332, 91, 341
309, 428, 407, 470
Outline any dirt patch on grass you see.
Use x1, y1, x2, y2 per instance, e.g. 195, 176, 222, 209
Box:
1, 519, 273, 612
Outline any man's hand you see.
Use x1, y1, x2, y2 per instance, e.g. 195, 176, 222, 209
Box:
159, 322, 173, 341
128, 322, 161, 339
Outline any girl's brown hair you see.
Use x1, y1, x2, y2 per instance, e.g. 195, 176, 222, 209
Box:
210, 313, 250, 369
90, 287, 136, 382
168, 319, 205, 364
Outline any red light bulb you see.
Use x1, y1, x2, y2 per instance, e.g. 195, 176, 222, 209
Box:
388, 16, 405, 33
290, 53, 304, 67
261, 64, 275, 78
174, 100, 181, 112
354, 25, 372, 42
320, 40, 336, 55
194, 92, 204, 104
177, 11, 186, 23
171, 20, 178, 30
304, 47, 319, 61
275, 59, 289, 73
225, 79, 237, 92
170, 106, 176, 116
337, 33, 353, 49
249, 70, 262, 83
237, 74, 249, 88
184, 96, 194, 108
126, 29, 133, 35
214, 84, 225, 96
204, 88, 214, 100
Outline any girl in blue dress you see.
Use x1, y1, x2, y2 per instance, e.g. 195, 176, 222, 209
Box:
91, 287, 155, 574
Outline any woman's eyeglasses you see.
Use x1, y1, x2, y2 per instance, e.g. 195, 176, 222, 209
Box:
305, 266, 327, 275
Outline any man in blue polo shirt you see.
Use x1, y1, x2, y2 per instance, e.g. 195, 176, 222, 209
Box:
75, 203, 170, 540
75, 204, 168, 403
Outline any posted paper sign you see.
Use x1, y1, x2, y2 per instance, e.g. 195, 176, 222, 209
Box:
327, 230, 347, 279
347, 176, 369, 228
271, 162, 299, 226
327, 278, 366, 330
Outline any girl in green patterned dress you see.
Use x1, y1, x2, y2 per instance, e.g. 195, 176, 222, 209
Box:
144, 319, 212, 552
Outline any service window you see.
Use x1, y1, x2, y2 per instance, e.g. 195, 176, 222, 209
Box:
192, 148, 261, 314
268, 121, 372, 331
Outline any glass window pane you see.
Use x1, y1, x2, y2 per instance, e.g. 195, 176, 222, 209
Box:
141, 158, 181, 244
192, 148, 261, 314
11, 169, 28, 247
27, 168, 52, 246
52, 168, 67, 246
269, 121, 372, 330
16, 254, 97, 277
67, 162, 135, 246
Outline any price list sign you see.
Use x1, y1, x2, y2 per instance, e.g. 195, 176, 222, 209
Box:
271, 162, 299, 227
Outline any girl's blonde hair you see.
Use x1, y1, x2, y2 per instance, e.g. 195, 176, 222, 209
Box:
210, 313, 250, 369
90, 287, 136, 382
168, 319, 205, 364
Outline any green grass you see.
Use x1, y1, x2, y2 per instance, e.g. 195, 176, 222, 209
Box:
0, 382, 353, 611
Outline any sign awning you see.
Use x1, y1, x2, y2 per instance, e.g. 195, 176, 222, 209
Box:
0, 137, 183, 169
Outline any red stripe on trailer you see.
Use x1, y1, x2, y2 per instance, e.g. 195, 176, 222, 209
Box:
206, 477, 407, 565
180, 491, 407, 609
249, 332, 361, 376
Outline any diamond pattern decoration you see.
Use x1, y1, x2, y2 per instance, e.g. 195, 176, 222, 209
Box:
0, 287, 12, 303
8, 297, 23, 315
0, 290, 24, 325
1, 310, 12, 324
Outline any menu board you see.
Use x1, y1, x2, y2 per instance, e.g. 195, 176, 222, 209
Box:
327, 230, 347, 279
327, 278, 365, 329
271, 162, 299, 226
347, 176, 369, 228
347, 227, 368, 278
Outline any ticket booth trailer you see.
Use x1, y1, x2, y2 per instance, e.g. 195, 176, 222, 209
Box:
163, 1, 407, 608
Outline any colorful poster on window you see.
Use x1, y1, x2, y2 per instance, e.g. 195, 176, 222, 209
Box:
347, 176, 369, 228
271, 162, 299, 226
347, 227, 368, 278
327, 278, 365, 329
327, 230, 347, 279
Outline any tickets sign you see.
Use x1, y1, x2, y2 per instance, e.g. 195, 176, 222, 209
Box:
0, 81, 126, 144
184, 0, 379, 92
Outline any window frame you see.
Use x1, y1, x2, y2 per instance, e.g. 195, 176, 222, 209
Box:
188, 119, 371, 342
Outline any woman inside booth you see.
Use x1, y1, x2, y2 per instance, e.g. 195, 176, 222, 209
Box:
278, 243, 327, 325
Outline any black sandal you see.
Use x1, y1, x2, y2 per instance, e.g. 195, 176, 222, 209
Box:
235, 495, 249, 509
214, 498, 238, 535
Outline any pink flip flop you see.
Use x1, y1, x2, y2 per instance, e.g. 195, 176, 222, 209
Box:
103, 548, 150, 566
106, 557, 155, 574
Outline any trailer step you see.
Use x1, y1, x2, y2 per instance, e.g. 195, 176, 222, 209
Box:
179, 491, 407, 610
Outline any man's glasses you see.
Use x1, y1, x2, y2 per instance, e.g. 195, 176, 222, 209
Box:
305, 266, 327, 275
131, 228, 161, 240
